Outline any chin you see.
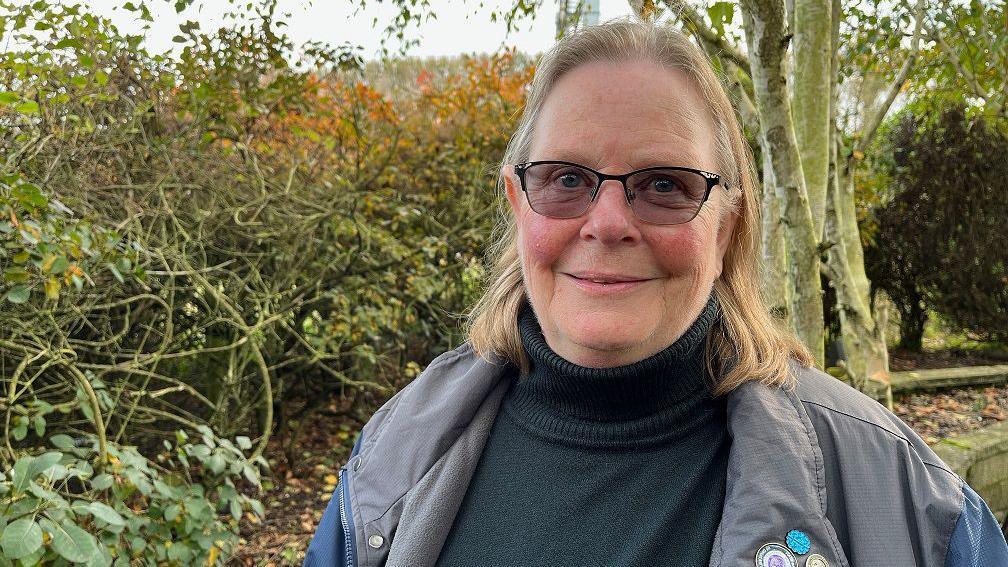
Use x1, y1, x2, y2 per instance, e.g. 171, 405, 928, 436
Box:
563, 316, 651, 353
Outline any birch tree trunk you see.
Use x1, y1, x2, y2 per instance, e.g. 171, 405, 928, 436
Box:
822, 0, 923, 396
760, 144, 793, 332
740, 0, 824, 365
825, 143, 890, 393
791, 0, 831, 237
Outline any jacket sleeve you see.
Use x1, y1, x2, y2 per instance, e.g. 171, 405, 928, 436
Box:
944, 481, 1008, 566
303, 432, 364, 567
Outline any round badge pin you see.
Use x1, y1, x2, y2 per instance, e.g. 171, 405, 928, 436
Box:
805, 554, 829, 567
785, 530, 811, 555
755, 543, 797, 567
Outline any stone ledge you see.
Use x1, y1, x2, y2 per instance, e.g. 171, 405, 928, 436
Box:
890, 364, 1008, 393
932, 419, 1008, 522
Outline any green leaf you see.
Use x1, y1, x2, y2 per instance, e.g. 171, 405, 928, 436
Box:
249, 498, 264, 518
128, 536, 145, 553
11, 456, 33, 493
90, 473, 113, 490
86, 502, 125, 527
4, 267, 30, 282
14, 100, 39, 114
47, 255, 68, 274
235, 436, 251, 450
44, 276, 60, 300
0, 518, 43, 559
0, 91, 18, 105
205, 453, 225, 475
242, 463, 260, 487
12, 416, 28, 440
106, 262, 124, 284
940, 438, 972, 449
28, 480, 61, 503
5, 284, 31, 304
41, 517, 101, 564
54, 38, 82, 49
164, 504, 181, 522
706, 1, 734, 36
50, 434, 75, 450
29, 451, 63, 478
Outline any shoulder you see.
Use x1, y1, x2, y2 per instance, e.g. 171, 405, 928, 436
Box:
357, 342, 508, 453
789, 361, 958, 476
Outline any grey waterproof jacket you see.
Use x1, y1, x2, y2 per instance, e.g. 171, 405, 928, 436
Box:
305, 343, 1008, 567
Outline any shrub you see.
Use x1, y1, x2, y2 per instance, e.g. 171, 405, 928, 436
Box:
864, 105, 1008, 348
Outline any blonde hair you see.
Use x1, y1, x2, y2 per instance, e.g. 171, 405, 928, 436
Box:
464, 19, 813, 394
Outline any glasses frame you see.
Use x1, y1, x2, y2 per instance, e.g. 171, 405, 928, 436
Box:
513, 160, 731, 226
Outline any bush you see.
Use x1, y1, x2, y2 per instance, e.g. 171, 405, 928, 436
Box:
2, 0, 532, 561
864, 105, 1008, 349
0, 429, 264, 566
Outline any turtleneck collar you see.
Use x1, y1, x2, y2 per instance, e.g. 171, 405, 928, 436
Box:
503, 293, 725, 448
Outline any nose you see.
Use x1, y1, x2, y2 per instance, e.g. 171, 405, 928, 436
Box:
579, 179, 641, 244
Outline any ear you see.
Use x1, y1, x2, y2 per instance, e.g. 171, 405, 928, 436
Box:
502, 164, 524, 216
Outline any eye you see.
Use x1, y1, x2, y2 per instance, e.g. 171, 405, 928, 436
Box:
559, 173, 581, 188
650, 175, 683, 193
549, 168, 592, 190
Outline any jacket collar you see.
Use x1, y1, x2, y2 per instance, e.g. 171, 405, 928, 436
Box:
351, 345, 850, 567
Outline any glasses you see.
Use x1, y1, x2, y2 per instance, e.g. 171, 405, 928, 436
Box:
513, 160, 729, 226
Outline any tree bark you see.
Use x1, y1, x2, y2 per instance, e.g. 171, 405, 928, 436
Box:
825, 0, 924, 392
792, 0, 831, 238
741, 0, 825, 365
760, 140, 793, 332
898, 293, 927, 352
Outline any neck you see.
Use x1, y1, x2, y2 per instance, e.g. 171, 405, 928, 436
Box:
506, 294, 723, 445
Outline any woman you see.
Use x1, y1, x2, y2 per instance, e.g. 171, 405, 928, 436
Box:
306, 20, 1007, 567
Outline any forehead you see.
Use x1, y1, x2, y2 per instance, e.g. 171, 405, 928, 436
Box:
529, 59, 715, 170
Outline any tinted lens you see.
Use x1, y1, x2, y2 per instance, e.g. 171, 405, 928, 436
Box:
522, 163, 598, 218
626, 169, 707, 224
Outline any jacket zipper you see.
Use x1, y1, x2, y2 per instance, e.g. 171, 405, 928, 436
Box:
338, 467, 355, 567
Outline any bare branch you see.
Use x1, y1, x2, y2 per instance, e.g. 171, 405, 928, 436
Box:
855, 0, 926, 154
653, 0, 751, 71
922, 19, 997, 110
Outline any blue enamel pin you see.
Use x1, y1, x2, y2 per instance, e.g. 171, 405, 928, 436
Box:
785, 530, 811, 555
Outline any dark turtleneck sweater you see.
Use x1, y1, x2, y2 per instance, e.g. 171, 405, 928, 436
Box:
434, 295, 731, 567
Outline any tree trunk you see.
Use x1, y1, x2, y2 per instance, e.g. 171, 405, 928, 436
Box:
760, 141, 794, 331
741, 0, 825, 365
898, 294, 927, 352
825, 135, 890, 391
792, 0, 832, 238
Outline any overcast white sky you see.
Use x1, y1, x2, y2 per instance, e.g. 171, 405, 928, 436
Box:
83, 0, 636, 59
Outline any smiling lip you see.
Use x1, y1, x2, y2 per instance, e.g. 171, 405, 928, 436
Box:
567, 272, 652, 283
564, 272, 654, 294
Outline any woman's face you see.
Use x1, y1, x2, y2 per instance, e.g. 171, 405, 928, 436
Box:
504, 59, 736, 368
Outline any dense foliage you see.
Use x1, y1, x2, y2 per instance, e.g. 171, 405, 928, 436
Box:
0, 0, 529, 563
865, 105, 1008, 349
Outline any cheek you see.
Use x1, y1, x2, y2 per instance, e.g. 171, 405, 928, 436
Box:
518, 215, 573, 269
649, 223, 716, 273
